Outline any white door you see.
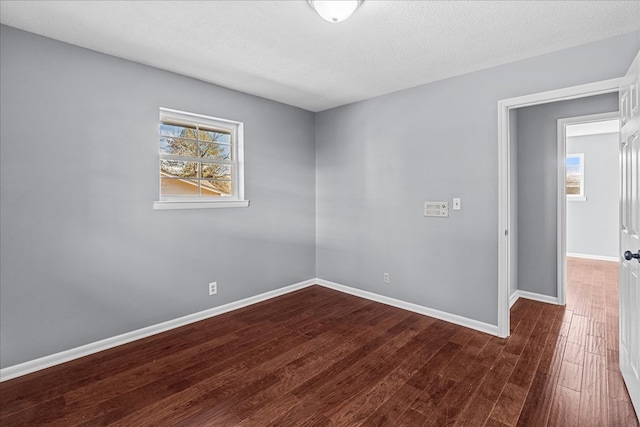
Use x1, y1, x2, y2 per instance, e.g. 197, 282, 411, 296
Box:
620, 50, 640, 418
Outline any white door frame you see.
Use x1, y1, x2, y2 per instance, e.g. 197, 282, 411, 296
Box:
556, 112, 620, 307
497, 78, 622, 338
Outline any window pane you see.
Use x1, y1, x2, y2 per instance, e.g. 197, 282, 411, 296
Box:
202, 180, 232, 196
566, 155, 583, 196
157, 109, 243, 204
160, 160, 198, 178
566, 156, 581, 167
200, 142, 231, 160
566, 182, 581, 195
160, 137, 198, 157
566, 165, 582, 175
159, 122, 197, 140
161, 178, 199, 196
202, 164, 231, 180
198, 126, 231, 143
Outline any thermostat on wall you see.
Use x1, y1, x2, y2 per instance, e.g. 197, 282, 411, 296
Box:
424, 201, 449, 217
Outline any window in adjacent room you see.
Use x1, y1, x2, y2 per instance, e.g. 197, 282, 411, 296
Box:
154, 108, 248, 210
566, 153, 585, 200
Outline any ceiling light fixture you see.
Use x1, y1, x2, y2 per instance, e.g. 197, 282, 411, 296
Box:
308, 0, 363, 23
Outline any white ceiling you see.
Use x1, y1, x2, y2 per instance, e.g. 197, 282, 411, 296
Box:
1, 1, 639, 112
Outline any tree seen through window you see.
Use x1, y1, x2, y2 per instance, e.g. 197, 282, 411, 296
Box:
159, 120, 233, 197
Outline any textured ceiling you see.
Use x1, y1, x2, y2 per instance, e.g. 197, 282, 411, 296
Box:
1, 1, 639, 112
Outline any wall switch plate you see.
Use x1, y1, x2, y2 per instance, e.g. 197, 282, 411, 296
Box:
453, 198, 461, 210
209, 282, 217, 295
424, 201, 449, 217
383, 272, 390, 284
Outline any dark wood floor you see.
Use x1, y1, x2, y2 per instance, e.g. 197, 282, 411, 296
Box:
0, 258, 637, 426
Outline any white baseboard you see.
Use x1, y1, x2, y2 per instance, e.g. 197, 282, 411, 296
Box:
510, 289, 560, 307
0, 279, 316, 382
316, 279, 498, 336
1, 277, 503, 382
510, 291, 519, 308
567, 253, 618, 262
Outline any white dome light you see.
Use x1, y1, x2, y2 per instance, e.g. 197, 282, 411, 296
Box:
308, 0, 363, 23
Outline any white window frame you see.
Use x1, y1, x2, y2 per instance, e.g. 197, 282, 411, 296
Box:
566, 152, 586, 201
153, 108, 248, 210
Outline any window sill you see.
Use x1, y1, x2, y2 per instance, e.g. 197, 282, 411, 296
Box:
567, 197, 587, 202
153, 200, 250, 210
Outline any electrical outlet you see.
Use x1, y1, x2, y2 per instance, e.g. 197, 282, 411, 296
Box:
209, 282, 217, 295
453, 198, 461, 210
383, 273, 390, 284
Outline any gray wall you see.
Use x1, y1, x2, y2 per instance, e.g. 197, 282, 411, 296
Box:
516, 94, 619, 297
0, 25, 316, 368
567, 132, 619, 258
316, 33, 638, 325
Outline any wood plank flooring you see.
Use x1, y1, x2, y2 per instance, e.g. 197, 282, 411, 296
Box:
0, 258, 637, 426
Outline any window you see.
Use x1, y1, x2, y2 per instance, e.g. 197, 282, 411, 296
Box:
153, 108, 248, 210
566, 153, 585, 200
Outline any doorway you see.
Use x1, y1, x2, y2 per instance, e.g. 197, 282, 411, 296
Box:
497, 78, 622, 338
559, 114, 621, 305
